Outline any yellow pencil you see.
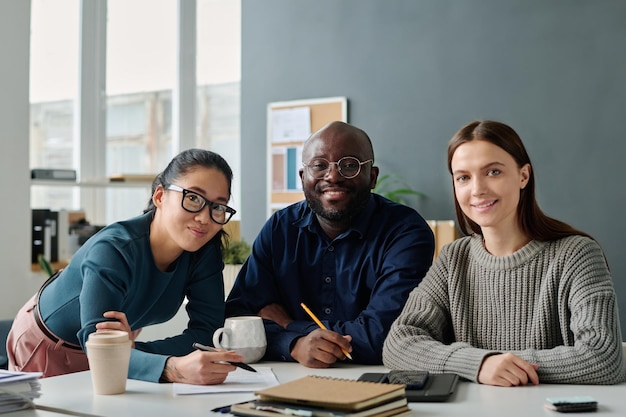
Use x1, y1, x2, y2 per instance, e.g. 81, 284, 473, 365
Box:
300, 302, 353, 360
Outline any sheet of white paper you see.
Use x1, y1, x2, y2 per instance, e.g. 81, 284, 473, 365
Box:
0, 370, 43, 384
271, 107, 311, 143
173, 366, 279, 395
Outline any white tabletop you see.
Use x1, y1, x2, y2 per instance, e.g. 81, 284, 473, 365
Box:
9, 410, 65, 417
25, 362, 626, 417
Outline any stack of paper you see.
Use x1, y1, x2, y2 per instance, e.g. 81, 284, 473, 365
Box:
231, 375, 410, 417
0, 370, 43, 414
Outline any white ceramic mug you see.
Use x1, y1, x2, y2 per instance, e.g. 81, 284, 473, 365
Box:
212, 316, 267, 363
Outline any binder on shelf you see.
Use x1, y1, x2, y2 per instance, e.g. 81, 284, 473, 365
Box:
57, 209, 70, 263
46, 210, 58, 263
32, 209, 86, 266
31, 168, 76, 181
57, 210, 86, 263
31, 209, 50, 264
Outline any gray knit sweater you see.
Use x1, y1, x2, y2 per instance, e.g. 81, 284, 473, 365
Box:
382, 234, 626, 384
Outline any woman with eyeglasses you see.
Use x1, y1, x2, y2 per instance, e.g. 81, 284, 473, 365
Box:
7, 149, 243, 384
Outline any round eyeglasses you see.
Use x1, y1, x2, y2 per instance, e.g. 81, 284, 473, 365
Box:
302, 156, 373, 179
166, 184, 236, 225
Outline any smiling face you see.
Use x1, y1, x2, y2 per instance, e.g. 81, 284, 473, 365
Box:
450, 139, 530, 236
151, 166, 230, 267
299, 122, 378, 230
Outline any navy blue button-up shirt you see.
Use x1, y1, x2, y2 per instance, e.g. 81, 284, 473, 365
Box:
225, 194, 434, 364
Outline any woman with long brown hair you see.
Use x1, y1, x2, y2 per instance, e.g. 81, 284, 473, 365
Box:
383, 120, 625, 386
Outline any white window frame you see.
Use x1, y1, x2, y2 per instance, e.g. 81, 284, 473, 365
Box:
76, 0, 197, 223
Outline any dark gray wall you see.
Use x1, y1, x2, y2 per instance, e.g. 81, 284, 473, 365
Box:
240, 0, 626, 335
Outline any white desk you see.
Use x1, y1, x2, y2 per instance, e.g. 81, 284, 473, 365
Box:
27, 362, 626, 417
6, 407, 68, 416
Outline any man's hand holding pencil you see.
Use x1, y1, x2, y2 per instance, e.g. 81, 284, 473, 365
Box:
287, 303, 353, 368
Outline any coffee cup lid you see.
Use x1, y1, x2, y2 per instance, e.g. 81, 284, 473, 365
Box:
87, 330, 129, 344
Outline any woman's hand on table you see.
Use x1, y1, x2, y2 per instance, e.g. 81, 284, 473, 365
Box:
478, 352, 539, 387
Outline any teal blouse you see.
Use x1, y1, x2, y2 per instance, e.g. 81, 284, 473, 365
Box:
39, 212, 226, 382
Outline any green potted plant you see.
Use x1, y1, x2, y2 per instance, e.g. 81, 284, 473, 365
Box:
222, 239, 252, 265
373, 174, 426, 207
221, 240, 252, 297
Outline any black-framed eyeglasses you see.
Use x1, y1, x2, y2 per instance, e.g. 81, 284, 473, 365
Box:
166, 184, 236, 225
302, 156, 373, 179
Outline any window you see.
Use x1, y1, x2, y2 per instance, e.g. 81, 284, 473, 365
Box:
106, 0, 176, 175
29, 0, 79, 211
30, 0, 241, 225
196, 0, 242, 213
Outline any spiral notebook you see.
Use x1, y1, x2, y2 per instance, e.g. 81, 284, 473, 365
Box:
253, 375, 406, 411
231, 398, 409, 417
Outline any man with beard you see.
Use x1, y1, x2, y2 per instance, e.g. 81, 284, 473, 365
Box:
225, 121, 434, 367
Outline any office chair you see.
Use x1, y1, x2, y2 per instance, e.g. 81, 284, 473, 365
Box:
0, 319, 13, 369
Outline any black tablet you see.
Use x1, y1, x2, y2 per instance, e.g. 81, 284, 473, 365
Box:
357, 371, 459, 402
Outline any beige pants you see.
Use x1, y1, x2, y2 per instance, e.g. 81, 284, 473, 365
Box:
7, 294, 89, 378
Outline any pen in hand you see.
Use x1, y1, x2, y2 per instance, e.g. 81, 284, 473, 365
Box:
300, 302, 353, 360
192, 342, 257, 372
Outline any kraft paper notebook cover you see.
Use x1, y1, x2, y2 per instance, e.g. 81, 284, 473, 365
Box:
253, 375, 406, 411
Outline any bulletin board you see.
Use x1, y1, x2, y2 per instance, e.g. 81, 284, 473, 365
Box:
266, 97, 348, 217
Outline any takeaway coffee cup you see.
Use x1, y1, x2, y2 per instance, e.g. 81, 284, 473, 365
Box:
85, 330, 131, 395
212, 316, 267, 363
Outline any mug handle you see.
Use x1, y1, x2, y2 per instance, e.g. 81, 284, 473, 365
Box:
212, 327, 230, 349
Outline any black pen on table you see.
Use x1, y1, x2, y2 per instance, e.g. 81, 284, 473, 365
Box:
192, 342, 257, 372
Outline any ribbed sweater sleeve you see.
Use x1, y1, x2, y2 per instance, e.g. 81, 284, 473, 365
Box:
382, 235, 626, 385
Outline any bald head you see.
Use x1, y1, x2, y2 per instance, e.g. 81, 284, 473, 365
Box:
302, 121, 374, 161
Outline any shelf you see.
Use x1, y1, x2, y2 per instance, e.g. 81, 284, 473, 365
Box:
31, 261, 69, 273
31, 179, 152, 188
